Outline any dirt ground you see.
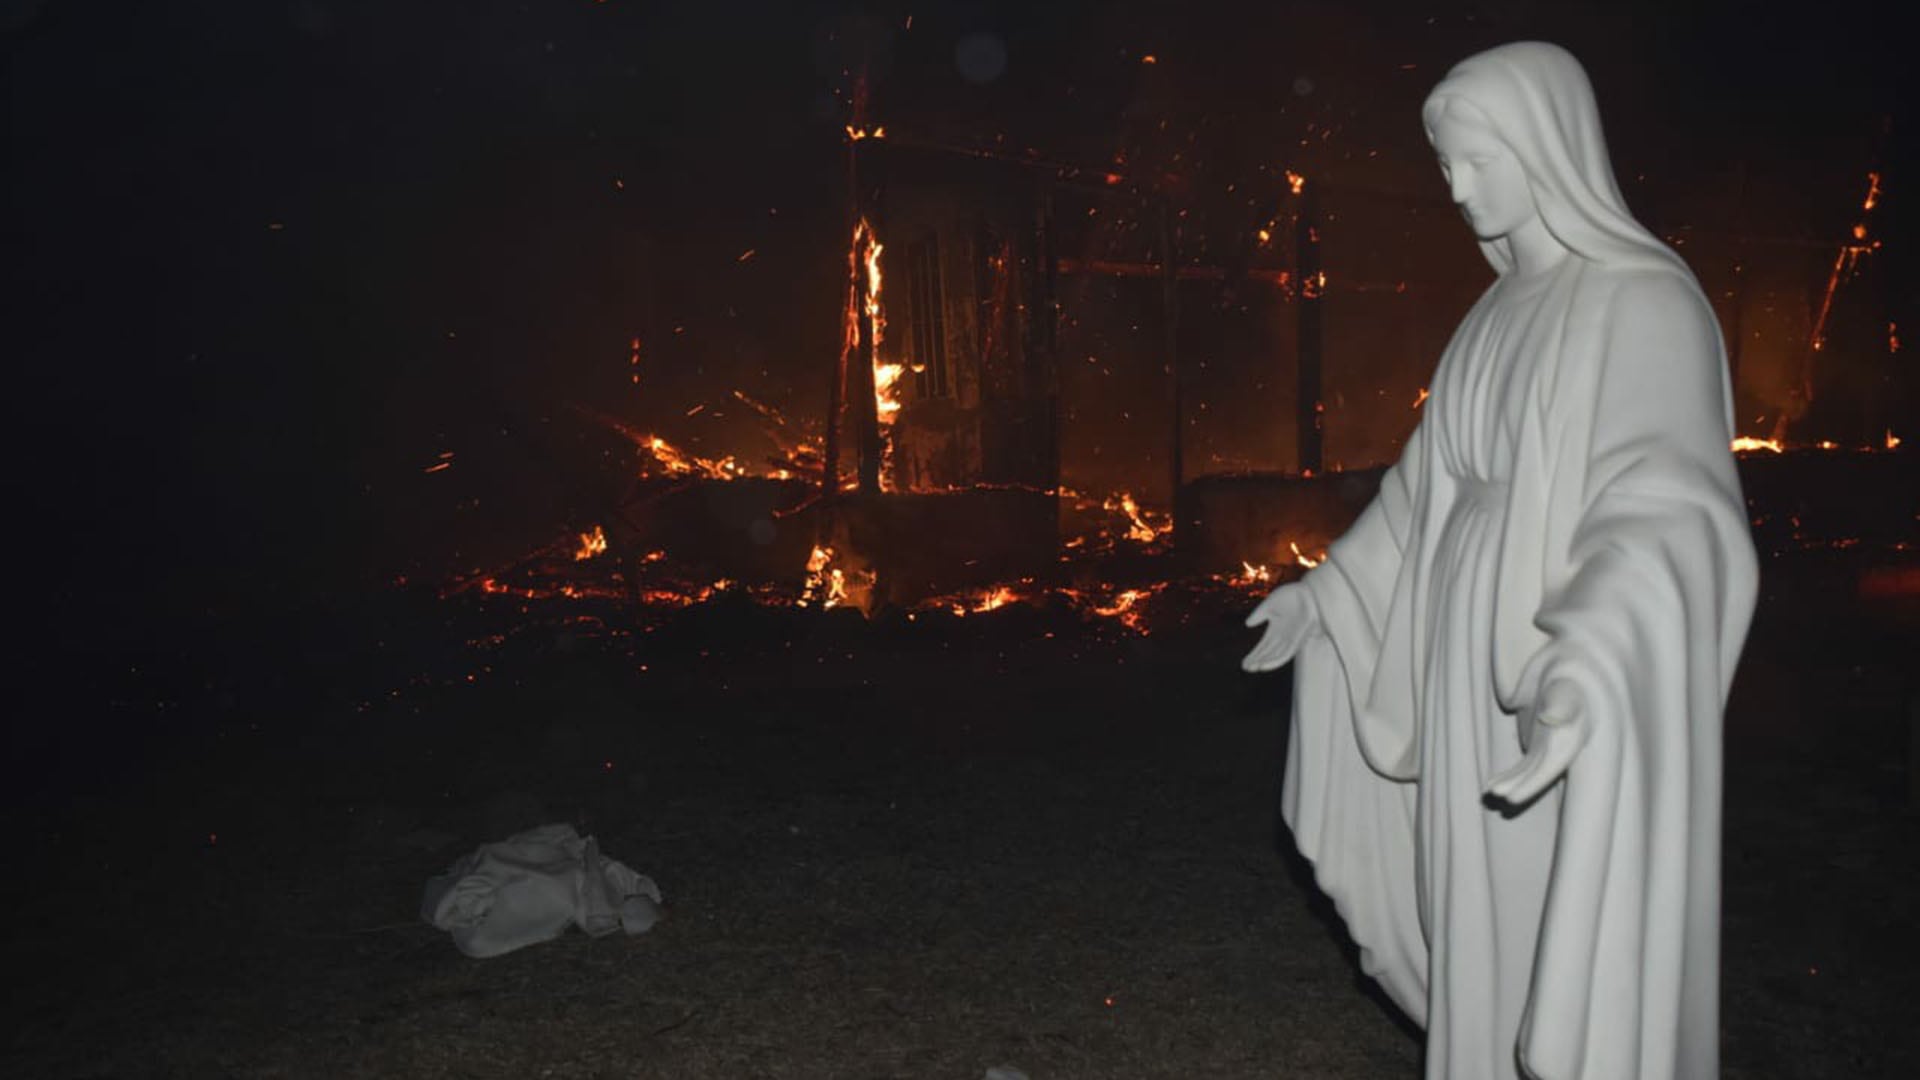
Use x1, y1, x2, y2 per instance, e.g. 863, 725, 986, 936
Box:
4, 557, 1916, 1079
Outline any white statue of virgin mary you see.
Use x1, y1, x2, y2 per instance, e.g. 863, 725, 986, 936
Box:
1243, 42, 1758, 1080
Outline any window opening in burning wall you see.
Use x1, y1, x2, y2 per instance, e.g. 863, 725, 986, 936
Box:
907, 234, 951, 399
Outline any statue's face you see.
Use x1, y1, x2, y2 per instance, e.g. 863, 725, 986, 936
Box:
1429, 108, 1537, 243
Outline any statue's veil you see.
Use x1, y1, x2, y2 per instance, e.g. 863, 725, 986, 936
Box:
1422, 41, 1693, 280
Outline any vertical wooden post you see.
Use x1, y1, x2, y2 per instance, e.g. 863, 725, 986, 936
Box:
1295, 181, 1324, 476
824, 66, 869, 501
1160, 197, 1183, 513
853, 213, 882, 495
1034, 179, 1061, 492
823, 226, 846, 499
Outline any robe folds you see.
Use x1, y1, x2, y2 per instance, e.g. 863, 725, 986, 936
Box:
1283, 255, 1758, 1080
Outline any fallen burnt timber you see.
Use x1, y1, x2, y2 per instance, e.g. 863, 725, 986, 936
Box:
447, 444, 1913, 632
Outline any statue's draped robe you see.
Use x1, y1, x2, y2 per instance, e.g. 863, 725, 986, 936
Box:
1284, 257, 1757, 1080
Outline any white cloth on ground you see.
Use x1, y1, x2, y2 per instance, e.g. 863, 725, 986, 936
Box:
421, 823, 663, 958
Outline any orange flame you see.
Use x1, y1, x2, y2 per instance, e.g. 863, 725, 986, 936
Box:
1229, 562, 1273, 587
1290, 542, 1323, 568
801, 545, 846, 609
1731, 436, 1785, 454
1286, 170, 1306, 196
875, 361, 904, 423
841, 217, 901, 490
801, 544, 876, 612
1888, 430, 1903, 451
861, 228, 902, 488
573, 525, 607, 562
1104, 492, 1172, 545
1412, 387, 1430, 410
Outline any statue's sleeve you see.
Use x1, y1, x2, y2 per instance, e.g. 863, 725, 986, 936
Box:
1302, 418, 1428, 718
1514, 275, 1759, 1080
1282, 419, 1431, 1024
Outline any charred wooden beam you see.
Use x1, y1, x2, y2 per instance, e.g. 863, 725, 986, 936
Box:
1160, 198, 1184, 522
823, 300, 846, 498
1056, 257, 1292, 286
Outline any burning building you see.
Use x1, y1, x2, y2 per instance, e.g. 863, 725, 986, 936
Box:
864, 142, 1063, 496
438, 37, 1911, 631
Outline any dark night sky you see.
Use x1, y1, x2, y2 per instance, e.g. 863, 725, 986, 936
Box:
4, 0, 1909, 649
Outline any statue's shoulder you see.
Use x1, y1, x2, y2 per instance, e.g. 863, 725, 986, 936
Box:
1580, 262, 1688, 297
1582, 263, 1713, 328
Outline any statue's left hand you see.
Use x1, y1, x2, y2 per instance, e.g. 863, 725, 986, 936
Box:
1484, 680, 1590, 808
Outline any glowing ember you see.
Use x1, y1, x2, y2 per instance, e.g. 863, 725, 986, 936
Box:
1290, 542, 1323, 568
1090, 588, 1152, 633
1412, 387, 1431, 410
635, 585, 717, 608
1104, 492, 1173, 545
1286, 170, 1306, 196
573, 525, 608, 562
949, 584, 1022, 617
570, 406, 799, 482
644, 434, 745, 480
1886, 430, 1902, 451
1731, 436, 1785, 454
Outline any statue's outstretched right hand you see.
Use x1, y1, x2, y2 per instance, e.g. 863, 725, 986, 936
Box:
1241, 581, 1320, 672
